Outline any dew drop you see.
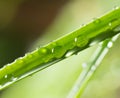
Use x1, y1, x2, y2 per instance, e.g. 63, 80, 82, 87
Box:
25, 53, 30, 58
27, 54, 33, 59
93, 18, 101, 24
38, 48, 48, 55
65, 50, 74, 58
91, 66, 96, 71
107, 41, 113, 48
108, 23, 112, 26
51, 42, 57, 46
17, 58, 24, 64
82, 63, 87, 68
74, 37, 78, 42
108, 22, 112, 30
4, 75, 8, 79
51, 48, 54, 53
53, 45, 67, 58
76, 36, 89, 47
41, 48, 47, 53
11, 77, 17, 81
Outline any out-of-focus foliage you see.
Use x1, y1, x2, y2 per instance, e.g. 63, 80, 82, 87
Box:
0, 0, 68, 67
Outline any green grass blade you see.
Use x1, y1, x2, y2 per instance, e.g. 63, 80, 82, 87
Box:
67, 34, 119, 98
0, 7, 120, 90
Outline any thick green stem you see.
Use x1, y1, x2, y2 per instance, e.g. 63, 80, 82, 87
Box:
0, 7, 120, 90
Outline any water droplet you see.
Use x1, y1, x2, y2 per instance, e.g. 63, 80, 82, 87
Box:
4, 75, 8, 79
93, 18, 101, 24
107, 41, 113, 48
38, 48, 52, 63
82, 63, 87, 68
76, 36, 89, 47
74, 37, 78, 42
38, 48, 48, 56
91, 66, 96, 71
51, 42, 57, 46
53, 45, 67, 58
27, 54, 33, 58
108, 23, 112, 26
108, 22, 112, 30
11, 77, 17, 81
25, 53, 33, 59
65, 50, 74, 57
41, 48, 47, 53
17, 57, 24, 64
51, 48, 54, 53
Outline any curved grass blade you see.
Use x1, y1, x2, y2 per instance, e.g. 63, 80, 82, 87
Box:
0, 7, 120, 90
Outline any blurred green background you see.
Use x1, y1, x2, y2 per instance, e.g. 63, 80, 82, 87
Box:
0, 0, 120, 98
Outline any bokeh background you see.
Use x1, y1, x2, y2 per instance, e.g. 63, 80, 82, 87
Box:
0, 0, 120, 98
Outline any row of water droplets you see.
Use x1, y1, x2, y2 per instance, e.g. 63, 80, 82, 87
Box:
1, 6, 120, 89
15, 6, 120, 63
0, 32, 90, 89
0, 53, 34, 89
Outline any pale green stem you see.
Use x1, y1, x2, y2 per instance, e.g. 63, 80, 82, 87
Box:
67, 34, 119, 98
